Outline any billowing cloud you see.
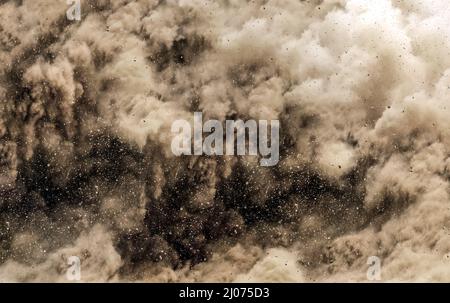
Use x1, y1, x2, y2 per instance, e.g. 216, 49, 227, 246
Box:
1, 0, 450, 282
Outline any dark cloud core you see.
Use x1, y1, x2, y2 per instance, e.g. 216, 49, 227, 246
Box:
1, 0, 450, 282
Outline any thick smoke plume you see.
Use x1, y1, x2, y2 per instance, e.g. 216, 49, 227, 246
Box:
1, 0, 450, 282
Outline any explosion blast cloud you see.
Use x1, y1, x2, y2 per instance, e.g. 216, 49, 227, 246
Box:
1, 0, 450, 282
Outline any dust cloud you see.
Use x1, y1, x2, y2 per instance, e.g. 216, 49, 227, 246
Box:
1, 0, 450, 282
